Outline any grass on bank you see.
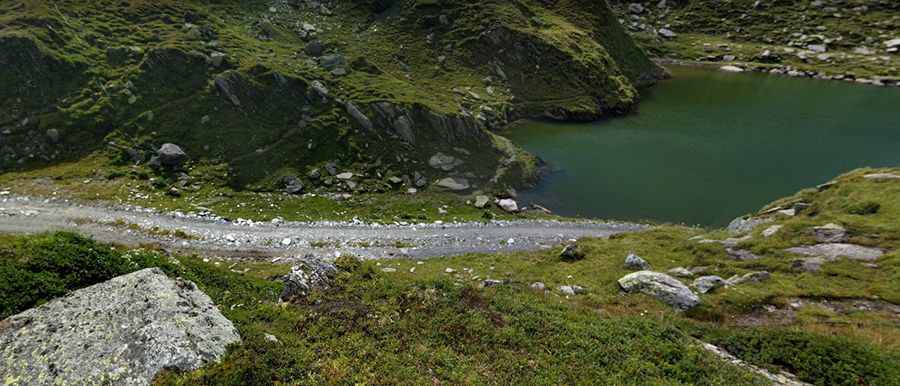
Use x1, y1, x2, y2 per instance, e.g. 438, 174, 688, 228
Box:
1, 225, 897, 384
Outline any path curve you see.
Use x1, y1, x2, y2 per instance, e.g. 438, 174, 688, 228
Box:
0, 195, 647, 262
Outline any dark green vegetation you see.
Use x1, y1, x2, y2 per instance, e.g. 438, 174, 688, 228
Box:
611, 0, 900, 80
2, 169, 899, 384
0, 0, 662, 196
508, 66, 900, 226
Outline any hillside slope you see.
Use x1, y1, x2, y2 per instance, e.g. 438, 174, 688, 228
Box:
0, 0, 663, 193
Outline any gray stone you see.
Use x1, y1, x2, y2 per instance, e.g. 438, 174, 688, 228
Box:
428, 152, 463, 171
474, 195, 490, 208
618, 271, 700, 311
726, 271, 771, 286
345, 102, 373, 131
812, 223, 848, 243
45, 129, 60, 143
498, 198, 518, 212
693, 276, 726, 294
667, 267, 694, 278
658, 28, 677, 39
435, 177, 470, 191
863, 173, 900, 181
157, 143, 187, 167
336, 172, 354, 180
628, 3, 645, 13
791, 258, 825, 272
727, 216, 772, 234
807, 44, 827, 53
282, 176, 304, 194
785, 243, 884, 261
530, 282, 546, 291
624, 253, 650, 270
726, 248, 762, 261
482, 279, 505, 287
558, 285, 586, 296
559, 243, 585, 261
304, 40, 325, 57
0, 268, 239, 386
884, 38, 900, 49
279, 260, 337, 301
319, 54, 345, 70
214, 73, 241, 106
209, 51, 227, 67
762, 225, 783, 238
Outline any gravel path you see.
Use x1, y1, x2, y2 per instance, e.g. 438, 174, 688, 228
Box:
0, 195, 647, 262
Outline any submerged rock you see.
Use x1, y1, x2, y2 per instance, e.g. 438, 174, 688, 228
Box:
618, 271, 700, 311
0, 268, 240, 386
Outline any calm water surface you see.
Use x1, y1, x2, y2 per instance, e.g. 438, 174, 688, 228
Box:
508, 66, 900, 227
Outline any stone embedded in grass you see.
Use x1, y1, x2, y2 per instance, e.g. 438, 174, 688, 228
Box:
726, 248, 762, 261
725, 271, 771, 286
157, 143, 187, 167
279, 260, 338, 302
498, 199, 518, 212
667, 267, 694, 278
624, 253, 650, 270
0, 268, 240, 385
428, 152, 463, 171
436, 177, 470, 191
617, 271, 700, 311
791, 258, 824, 272
558, 285, 586, 296
863, 173, 900, 181
727, 216, 772, 234
762, 225, 783, 238
482, 279, 505, 287
812, 223, 848, 243
785, 243, 884, 261
473, 195, 490, 208
693, 276, 726, 294
530, 282, 546, 291
559, 243, 585, 261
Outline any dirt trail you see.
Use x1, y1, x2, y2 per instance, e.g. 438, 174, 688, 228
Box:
0, 195, 646, 262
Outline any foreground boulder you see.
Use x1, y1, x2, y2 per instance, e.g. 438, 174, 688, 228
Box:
0, 268, 240, 386
618, 271, 700, 311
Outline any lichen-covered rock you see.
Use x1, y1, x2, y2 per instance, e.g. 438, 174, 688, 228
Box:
624, 253, 651, 270
785, 243, 884, 261
618, 271, 700, 311
279, 260, 338, 302
0, 268, 240, 386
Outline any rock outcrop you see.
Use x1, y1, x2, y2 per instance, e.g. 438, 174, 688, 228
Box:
618, 271, 700, 311
0, 268, 240, 386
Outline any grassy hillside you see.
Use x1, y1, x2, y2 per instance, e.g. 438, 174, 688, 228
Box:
0, 0, 662, 194
2, 168, 898, 384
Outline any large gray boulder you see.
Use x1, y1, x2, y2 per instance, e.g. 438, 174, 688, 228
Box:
0, 268, 239, 386
618, 271, 700, 311
157, 143, 187, 167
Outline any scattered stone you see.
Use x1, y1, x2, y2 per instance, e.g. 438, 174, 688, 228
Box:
264, 334, 280, 344
281, 237, 292, 246
777, 208, 797, 217
304, 40, 324, 57
282, 176, 304, 194
498, 198, 518, 212
807, 44, 827, 53
884, 38, 900, 49
668, 267, 694, 278
345, 102, 373, 131
381, 267, 397, 273
429, 153, 463, 171
435, 177, 470, 191
559, 243, 585, 261
624, 253, 651, 270
727, 216, 772, 234
0, 268, 240, 385
209, 51, 227, 67
279, 260, 337, 301
482, 279, 505, 287
530, 282, 546, 291
474, 195, 490, 208
726, 271, 771, 286
336, 172, 354, 180
157, 143, 187, 167
658, 28, 677, 39
628, 3, 645, 14
785, 243, 884, 261
558, 285, 586, 296
45, 129, 60, 143
726, 248, 762, 261
618, 271, 700, 311
762, 225, 783, 238
693, 276, 727, 294
791, 258, 824, 272
863, 173, 900, 181
812, 223, 848, 243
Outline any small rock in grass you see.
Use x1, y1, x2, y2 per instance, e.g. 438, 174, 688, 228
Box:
761, 225, 783, 238
812, 223, 848, 243
791, 258, 824, 272
618, 271, 700, 311
693, 276, 726, 294
624, 253, 650, 270
667, 267, 694, 278
725, 271, 771, 286
530, 282, 546, 291
264, 334, 280, 344
559, 243, 585, 261
498, 198, 518, 212
482, 279, 504, 287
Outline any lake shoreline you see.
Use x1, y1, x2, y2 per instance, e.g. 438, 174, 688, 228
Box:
654, 58, 900, 88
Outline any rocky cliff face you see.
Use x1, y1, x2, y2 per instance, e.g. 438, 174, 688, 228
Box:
0, 0, 661, 191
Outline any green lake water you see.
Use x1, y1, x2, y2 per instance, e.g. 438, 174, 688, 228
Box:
507, 66, 900, 227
